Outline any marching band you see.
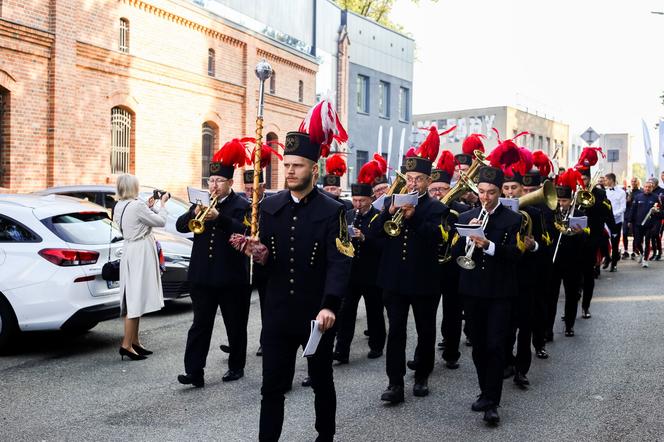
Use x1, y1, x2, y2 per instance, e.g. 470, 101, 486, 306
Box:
171, 96, 663, 439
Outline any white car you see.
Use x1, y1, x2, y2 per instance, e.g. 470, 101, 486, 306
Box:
0, 194, 123, 351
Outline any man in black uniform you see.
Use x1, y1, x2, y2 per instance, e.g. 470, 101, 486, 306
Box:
453, 166, 522, 425
333, 161, 385, 363
501, 171, 545, 387
322, 154, 353, 210
377, 151, 449, 403
176, 141, 251, 387
244, 130, 351, 442
629, 180, 662, 266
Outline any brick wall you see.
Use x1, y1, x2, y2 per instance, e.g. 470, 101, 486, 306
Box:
0, 0, 317, 196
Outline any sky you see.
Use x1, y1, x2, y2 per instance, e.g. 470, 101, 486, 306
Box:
390, 0, 664, 162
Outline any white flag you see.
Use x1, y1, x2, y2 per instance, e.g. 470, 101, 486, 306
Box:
642, 119, 656, 179
659, 120, 664, 186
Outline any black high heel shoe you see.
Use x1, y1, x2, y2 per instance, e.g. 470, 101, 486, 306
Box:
132, 344, 153, 356
119, 347, 147, 361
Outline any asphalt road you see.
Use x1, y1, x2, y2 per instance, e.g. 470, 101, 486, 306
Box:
2, 257, 664, 441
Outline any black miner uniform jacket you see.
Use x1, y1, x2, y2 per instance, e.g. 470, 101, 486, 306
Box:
176, 190, 250, 287
376, 193, 449, 296
453, 204, 522, 299
346, 206, 383, 286
517, 204, 544, 291
257, 188, 351, 334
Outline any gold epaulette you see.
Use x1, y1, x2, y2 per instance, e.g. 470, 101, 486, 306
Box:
516, 232, 528, 253
451, 232, 459, 246
438, 224, 449, 242
603, 200, 612, 210
243, 215, 251, 228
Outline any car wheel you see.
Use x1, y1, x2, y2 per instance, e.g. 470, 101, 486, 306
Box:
0, 295, 19, 353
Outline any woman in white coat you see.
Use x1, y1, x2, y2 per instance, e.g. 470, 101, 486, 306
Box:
113, 174, 170, 360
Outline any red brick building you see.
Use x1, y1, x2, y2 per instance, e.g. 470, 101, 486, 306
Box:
0, 0, 318, 195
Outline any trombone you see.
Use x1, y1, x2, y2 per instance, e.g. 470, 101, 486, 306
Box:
457, 204, 489, 270
188, 195, 219, 234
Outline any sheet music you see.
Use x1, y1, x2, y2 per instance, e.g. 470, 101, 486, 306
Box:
569, 216, 587, 229
372, 195, 386, 210
187, 187, 210, 206
499, 198, 519, 213
455, 224, 486, 239
303, 320, 324, 357
392, 191, 419, 208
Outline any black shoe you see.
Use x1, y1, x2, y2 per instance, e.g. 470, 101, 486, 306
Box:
380, 385, 404, 404
222, 369, 244, 382
301, 376, 312, 387
565, 328, 575, 337
502, 365, 515, 379
406, 359, 418, 371
219, 344, 231, 353
649, 255, 656, 261
177, 373, 204, 388
609, 266, 617, 272
119, 347, 147, 361
582, 309, 591, 319
367, 349, 383, 359
131, 344, 153, 356
656, 254, 662, 261
631, 253, 636, 260
256, 345, 263, 357
445, 359, 459, 369
471, 395, 493, 412
333, 352, 349, 365
535, 348, 549, 359
622, 252, 629, 259
363, 329, 370, 337
483, 407, 500, 425
513, 372, 530, 387
602, 259, 610, 269
413, 378, 429, 397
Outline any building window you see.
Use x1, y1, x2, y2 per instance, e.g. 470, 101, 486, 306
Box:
545, 137, 551, 153
398, 87, 409, 121
378, 81, 390, 118
356, 75, 369, 113
110, 107, 132, 174
202, 122, 217, 188
269, 71, 276, 94
119, 18, 129, 53
0, 88, 8, 186
355, 150, 368, 183
538, 135, 543, 150
208, 49, 215, 77
298, 80, 304, 103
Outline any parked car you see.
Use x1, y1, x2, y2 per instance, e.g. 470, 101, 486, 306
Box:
34, 185, 194, 240
0, 194, 123, 350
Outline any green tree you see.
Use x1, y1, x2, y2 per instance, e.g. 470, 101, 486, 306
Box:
632, 163, 646, 182
335, 0, 437, 32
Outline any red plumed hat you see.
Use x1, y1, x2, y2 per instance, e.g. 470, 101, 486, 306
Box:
250, 140, 284, 169
486, 129, 529, 173
555, 168, 584, 189
325, 154, 347, 177
436, 150, 455, 176
373, 153, 387, 175
210, 138, 252, 179
357, 161, 382, 186
415, 125, 457, 162
575, 146, 604, 170
298, 99, 348, 158
462, 133, 486, 155
532, 150, 553, 177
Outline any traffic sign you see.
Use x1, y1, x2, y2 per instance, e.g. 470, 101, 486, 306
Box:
580, 127, 600, 145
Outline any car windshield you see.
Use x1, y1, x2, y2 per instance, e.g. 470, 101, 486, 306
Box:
43, 212, 122, 245
138, 192, 189, 218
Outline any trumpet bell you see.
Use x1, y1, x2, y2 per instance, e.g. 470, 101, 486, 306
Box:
519, 180, 557, 211
384, 220, 401, 237
456, 255, 476, 270
188, 219, 205, 235
576, 190, 595, 208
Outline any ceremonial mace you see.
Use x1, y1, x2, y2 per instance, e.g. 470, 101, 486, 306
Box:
251, 60, 273, 237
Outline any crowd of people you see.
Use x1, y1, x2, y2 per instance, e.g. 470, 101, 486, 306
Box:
114, 100, 663, 441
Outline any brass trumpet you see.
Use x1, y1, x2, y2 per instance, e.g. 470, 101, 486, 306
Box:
457, 204, 489, 270
383, 171, 410, 237
188, 195, 219, 234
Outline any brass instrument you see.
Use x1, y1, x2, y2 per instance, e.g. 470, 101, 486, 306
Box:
457, 204, 489, 270
576, 169, 601, 209
642, 203, 660, 226
518, 180, 557, 211
335, 210, 355, 257
188, 195, 219, 234
383, 171, 410, 237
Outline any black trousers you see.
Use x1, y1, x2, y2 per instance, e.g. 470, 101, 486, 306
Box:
581, 244, 597, 311
610, 223, 622, 267
506, 294, 533, 375
548, 266, 582, 331
184, 283, 250, 376
464, 296, 511, 405
259, 328, 336, 442
622, 220, 630, 253
335, 284, 385, 357
384, 291, 438, 385
634, 226, 646, 256
440, 280, 463, 363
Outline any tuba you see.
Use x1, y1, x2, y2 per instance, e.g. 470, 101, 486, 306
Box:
188, 195, 219, 234
518, 180, 557, 211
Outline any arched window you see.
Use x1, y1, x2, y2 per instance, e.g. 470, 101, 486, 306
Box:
265, 132, 279, 189
298, 80, 304, 103
269, 71, 276, 95
208, 48, 215, 77
119, 18, 129, 53
0, 87, 8, 186
202, 122, 218, 188
110, 107, 133, 174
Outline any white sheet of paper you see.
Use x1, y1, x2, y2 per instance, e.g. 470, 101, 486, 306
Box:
392, 191, 419, 208
372, 194, 386, 211
499, 198, 519, 213
187, 187, 210, 206
455, 224, 486, 239
303, 320, 324, 357
569, 216, 588, 229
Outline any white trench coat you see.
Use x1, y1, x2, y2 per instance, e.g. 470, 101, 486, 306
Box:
113, 199, 168, 318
